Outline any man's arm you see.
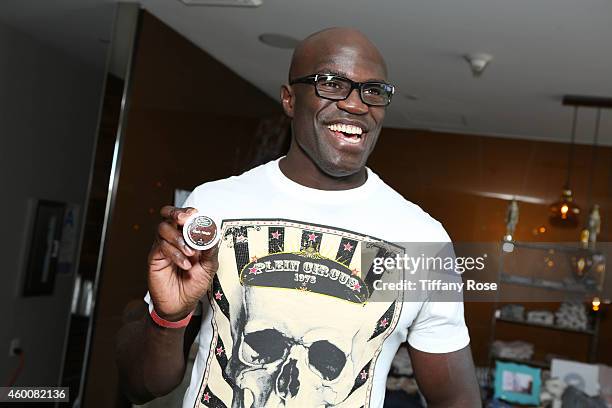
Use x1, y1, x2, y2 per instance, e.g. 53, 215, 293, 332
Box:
115, 301, 201, 404
115, 206, 218, 404
409, 344, 481, 408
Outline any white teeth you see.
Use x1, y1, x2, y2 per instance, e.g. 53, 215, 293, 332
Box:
328, 123, 363, 135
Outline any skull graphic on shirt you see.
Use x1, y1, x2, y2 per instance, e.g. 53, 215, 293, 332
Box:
226, 285, 373, 407
196, 220, 403, 408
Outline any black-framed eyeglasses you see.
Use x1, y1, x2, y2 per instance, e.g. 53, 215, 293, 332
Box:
289, 74, 395, 107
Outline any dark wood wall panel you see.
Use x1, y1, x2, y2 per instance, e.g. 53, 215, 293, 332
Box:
83, 11, 281, 407
369, 128, 612, 366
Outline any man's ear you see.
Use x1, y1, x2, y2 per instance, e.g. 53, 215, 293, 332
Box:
280, 84, 294, 118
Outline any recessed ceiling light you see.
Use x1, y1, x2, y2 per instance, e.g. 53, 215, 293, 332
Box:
178, 0, 262, 7
258, 33, 300, 49
464, 53, 493, 77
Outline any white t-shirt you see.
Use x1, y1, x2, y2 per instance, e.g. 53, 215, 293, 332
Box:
145, 158, 469, 408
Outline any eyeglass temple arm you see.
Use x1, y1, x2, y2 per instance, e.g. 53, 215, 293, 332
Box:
288, 75, 319, 85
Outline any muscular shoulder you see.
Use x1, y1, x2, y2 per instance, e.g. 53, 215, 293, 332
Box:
368, 169, 451, 243
185, 163, 270, 209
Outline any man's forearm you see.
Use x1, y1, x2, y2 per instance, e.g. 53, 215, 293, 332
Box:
410, 345, 481, 408
116, 313, 187, 404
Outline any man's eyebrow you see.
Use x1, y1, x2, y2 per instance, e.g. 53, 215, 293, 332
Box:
315, 68, 388, 83
316, 68, 349, 77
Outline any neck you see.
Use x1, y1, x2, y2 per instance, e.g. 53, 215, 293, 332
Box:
279, 147, 367, 191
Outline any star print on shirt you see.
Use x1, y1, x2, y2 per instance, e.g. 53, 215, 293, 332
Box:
214, 291, 223, 300
360, 369, 368, 380
307, 233, 316, 242
343, 242, 353, 251
379, 317, 389, 328
271, 231, 281, 239
216, 346, 224, 356
248, 266, 259, 274
353, 282, 362, 292
202, 392, 211, 403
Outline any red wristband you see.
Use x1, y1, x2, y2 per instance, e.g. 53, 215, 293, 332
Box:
150, 308, 193, 329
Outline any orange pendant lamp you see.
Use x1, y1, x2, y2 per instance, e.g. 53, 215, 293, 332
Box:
550, 106, 580, 227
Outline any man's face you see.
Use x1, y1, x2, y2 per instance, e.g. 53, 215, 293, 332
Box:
287, 43, 388, 177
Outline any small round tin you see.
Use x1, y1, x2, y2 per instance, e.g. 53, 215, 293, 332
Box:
182, 213, 219, 250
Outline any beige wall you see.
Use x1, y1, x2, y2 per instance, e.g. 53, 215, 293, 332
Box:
0, 20, 107, 387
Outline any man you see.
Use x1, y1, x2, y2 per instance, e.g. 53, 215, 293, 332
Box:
116, 27, 480, 407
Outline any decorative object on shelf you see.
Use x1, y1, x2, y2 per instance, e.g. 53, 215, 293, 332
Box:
600, 364, 612, 408
500, 241, 606, 293
581, 228, 590, 248
591, 297, 601, 312
570, 248, 593, 279
586, 205, 601, 248
540, 378, 567, 408
492, 340, 534, 361
385, 377, 419, 395
494, 361, 541, 405
555, 302, 588, 331
504, 199, 519, 241
389, 345, 413, 376
475, 366, 492, 390
499, 304, 525, 321
562, 386, 608, 408
580, 107, 601, 249
526, 310, 555, 326
567, 248, 606, 290
551, 359, 600, 397
581, 106, 602, 249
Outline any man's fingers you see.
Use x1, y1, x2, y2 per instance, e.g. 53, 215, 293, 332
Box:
159, 205, 197, 226
159, 239, 192, 270
199, 243, 220, 264
157, 221, 195, 257
188, 251, 217, 287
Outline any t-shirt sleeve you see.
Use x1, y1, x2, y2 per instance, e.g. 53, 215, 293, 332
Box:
406, 241, 470, 353
407, 299, 470, 353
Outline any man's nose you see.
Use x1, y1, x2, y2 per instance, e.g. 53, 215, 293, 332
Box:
336, 88, 368, 115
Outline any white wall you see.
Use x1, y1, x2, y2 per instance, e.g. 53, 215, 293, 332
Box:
0, 21, 107, 386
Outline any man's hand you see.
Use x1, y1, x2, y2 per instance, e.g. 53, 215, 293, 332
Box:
409, 345, 481, 407
147, 206, 219, 321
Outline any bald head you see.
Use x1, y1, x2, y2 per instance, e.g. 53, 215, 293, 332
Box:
279, 27, 389, 182
289, 27, 387, 81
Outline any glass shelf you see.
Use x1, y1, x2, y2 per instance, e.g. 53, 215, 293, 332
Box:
495, 316, 595, 335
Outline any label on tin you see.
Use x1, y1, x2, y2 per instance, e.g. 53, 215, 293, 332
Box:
183, 214, 219, 250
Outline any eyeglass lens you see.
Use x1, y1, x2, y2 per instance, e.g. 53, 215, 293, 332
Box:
315, 76, 391, 106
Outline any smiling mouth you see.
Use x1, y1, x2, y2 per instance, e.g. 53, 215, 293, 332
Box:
327, 123, 365, 145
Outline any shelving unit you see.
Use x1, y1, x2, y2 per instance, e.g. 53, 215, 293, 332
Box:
495, 316, 596, 335
487, 240, 605, 370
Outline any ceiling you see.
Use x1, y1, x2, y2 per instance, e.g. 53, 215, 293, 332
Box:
1, 0, 611, 145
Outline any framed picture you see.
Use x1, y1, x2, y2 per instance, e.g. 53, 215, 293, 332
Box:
494, 361, 541, 405
22, 200, 66, 296
551, 358, 600, 397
